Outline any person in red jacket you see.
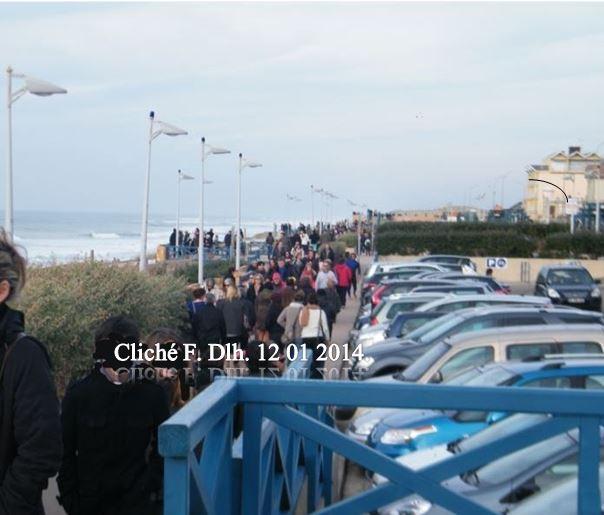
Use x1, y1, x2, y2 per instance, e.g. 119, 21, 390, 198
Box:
334, 257, 352, 307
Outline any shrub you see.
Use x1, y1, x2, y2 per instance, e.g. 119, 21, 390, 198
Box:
18, 261, 188, 393
171, 259, 233, 284
542, 232, 604, 258
338, 232, 359, 248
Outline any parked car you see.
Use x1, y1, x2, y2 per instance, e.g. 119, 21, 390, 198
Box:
350, 307, 604, 380
366, 358, 604, 457
361, 269, 432, 296
510, 465, 604, 515
535, 264, 602, 311
354, 311, 445, 350
356, 295, 553, 350
364, 261, 447, 282
368, 279, 457, 307
410, 284, 492, 295
415, 294, 551, 314
417, 255, 478, 274
419, 272, 511, 294
354, 293, 447, 331
374, 416, 604, 514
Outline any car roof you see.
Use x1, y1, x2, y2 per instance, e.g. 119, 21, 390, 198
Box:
479, 359, 604, 376
448, 304, 596, 317
540, 264, 589, 272
416, 294, 550, 309
419, 255, 472, 260
382, 292, 450, 302
444, 324, 604, 347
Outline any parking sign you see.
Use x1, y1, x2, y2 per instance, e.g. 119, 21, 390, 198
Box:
486, 257, 508, 269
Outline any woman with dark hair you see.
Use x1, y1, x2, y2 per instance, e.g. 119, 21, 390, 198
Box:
253, 289, 272, 342
0, 236, 62, 514
144, 328, 188, 414
265, 291, 285, 346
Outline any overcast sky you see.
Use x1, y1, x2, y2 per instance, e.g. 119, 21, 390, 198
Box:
1, 1, 604, 220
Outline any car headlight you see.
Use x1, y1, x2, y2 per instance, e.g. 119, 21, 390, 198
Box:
547, 287, 560, 298
388, 496, 433, 515
592, 287, 601, 297
351, 418, 381, 437
380, 425, 437, 445
360, 332, 386, 348
357, 356, 375, 368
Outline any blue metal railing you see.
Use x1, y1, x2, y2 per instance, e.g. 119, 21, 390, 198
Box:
159, 366, 604, 514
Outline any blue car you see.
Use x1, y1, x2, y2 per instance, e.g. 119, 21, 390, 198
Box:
367, 358, 604, 458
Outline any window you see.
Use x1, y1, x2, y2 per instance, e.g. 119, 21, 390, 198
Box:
501, 315, 547, 327
454, 317, 499, 335
560, 341, 602, 354
437, 346, 494, 382
399, 317, 432, 335
506, 343, 557, 361
522, 376, 572, 389
437, 301, 474, 313
547, 268, 593, 286
584, 375, 604, 390
555, 314, 603, 325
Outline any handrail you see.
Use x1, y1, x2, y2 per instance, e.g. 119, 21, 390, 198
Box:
160, 369, 604, 514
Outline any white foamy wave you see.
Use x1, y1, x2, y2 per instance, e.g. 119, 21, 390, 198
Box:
90, 232, 120, 239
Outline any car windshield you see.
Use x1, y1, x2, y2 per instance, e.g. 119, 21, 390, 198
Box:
470, 434, 571, 486
547, 269, 593, 286
409, 312, 465, 344
400, 341, 451, 381
451, 365, 515, 387
456, 414, 549, 454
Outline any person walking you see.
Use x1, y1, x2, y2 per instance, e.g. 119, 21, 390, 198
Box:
0, 238, 62, 515
345, 252, 361, 298
58, 316, 169, 515
334, 257, 352, 307
299, 292, 330, 379
315, 260, 337, 291
265, 232, 275, 259
277, 289, 305, 349
218, 286, 253, 352
300, 261, 317, 289
192, 293, 227, 391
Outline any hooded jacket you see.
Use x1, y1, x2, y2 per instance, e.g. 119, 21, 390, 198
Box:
0, 304, 62, 515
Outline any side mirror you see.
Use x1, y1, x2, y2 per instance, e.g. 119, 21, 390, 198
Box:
430, 371, 443, 384
596, 279, 602, 285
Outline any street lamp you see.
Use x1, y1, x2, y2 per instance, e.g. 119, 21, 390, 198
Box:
198, 138, 230, 284
176, 170, 195, 257
140, 111, 187, 272
5, 66, 67, 241
235, 153, 262, 270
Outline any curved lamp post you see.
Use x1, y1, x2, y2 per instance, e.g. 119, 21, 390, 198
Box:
6, 66, 67, 241
236, 153, 262, 270
140, 111, 187, 271
198, 138, 230, 284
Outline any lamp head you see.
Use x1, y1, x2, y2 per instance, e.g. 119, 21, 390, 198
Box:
24, 76, 67, 96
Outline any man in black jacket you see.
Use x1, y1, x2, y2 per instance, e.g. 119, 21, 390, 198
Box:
0, 238, 62, 515
192, 293, 227, 390
57, 316, 169, 515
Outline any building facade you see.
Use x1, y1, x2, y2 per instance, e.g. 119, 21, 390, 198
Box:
523, 146, 602, 222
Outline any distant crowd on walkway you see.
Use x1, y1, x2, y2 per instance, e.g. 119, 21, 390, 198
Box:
167, 219, 374, 259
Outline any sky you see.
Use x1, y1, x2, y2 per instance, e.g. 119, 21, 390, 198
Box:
1, 1, 604, 221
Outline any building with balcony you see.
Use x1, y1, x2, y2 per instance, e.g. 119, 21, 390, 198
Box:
523, 146, 602, 222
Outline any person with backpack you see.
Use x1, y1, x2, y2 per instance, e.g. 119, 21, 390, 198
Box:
0, 237, 62, 515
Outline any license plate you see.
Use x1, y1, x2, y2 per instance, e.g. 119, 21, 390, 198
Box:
568, 298, 585, 303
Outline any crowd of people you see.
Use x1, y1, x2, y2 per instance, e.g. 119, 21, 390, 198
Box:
0, 230, 362, 515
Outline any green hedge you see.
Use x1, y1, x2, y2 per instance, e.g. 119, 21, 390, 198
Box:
377, 222, 568, 238
19, 261, 188, 393
170, 259, 233, 284
375, 222, 604, 258
376, 230, 537, 257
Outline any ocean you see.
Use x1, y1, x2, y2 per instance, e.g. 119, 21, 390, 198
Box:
8, 211, 278, 264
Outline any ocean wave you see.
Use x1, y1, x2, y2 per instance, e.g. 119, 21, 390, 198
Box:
90, 232, 120, 239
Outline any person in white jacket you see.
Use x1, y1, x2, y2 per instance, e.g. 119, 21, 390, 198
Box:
299, 291, 331, 379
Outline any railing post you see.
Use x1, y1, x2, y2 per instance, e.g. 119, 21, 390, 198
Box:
242, 403, 263, 515
164, 456, 190, 515
578, 417, 601, 515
